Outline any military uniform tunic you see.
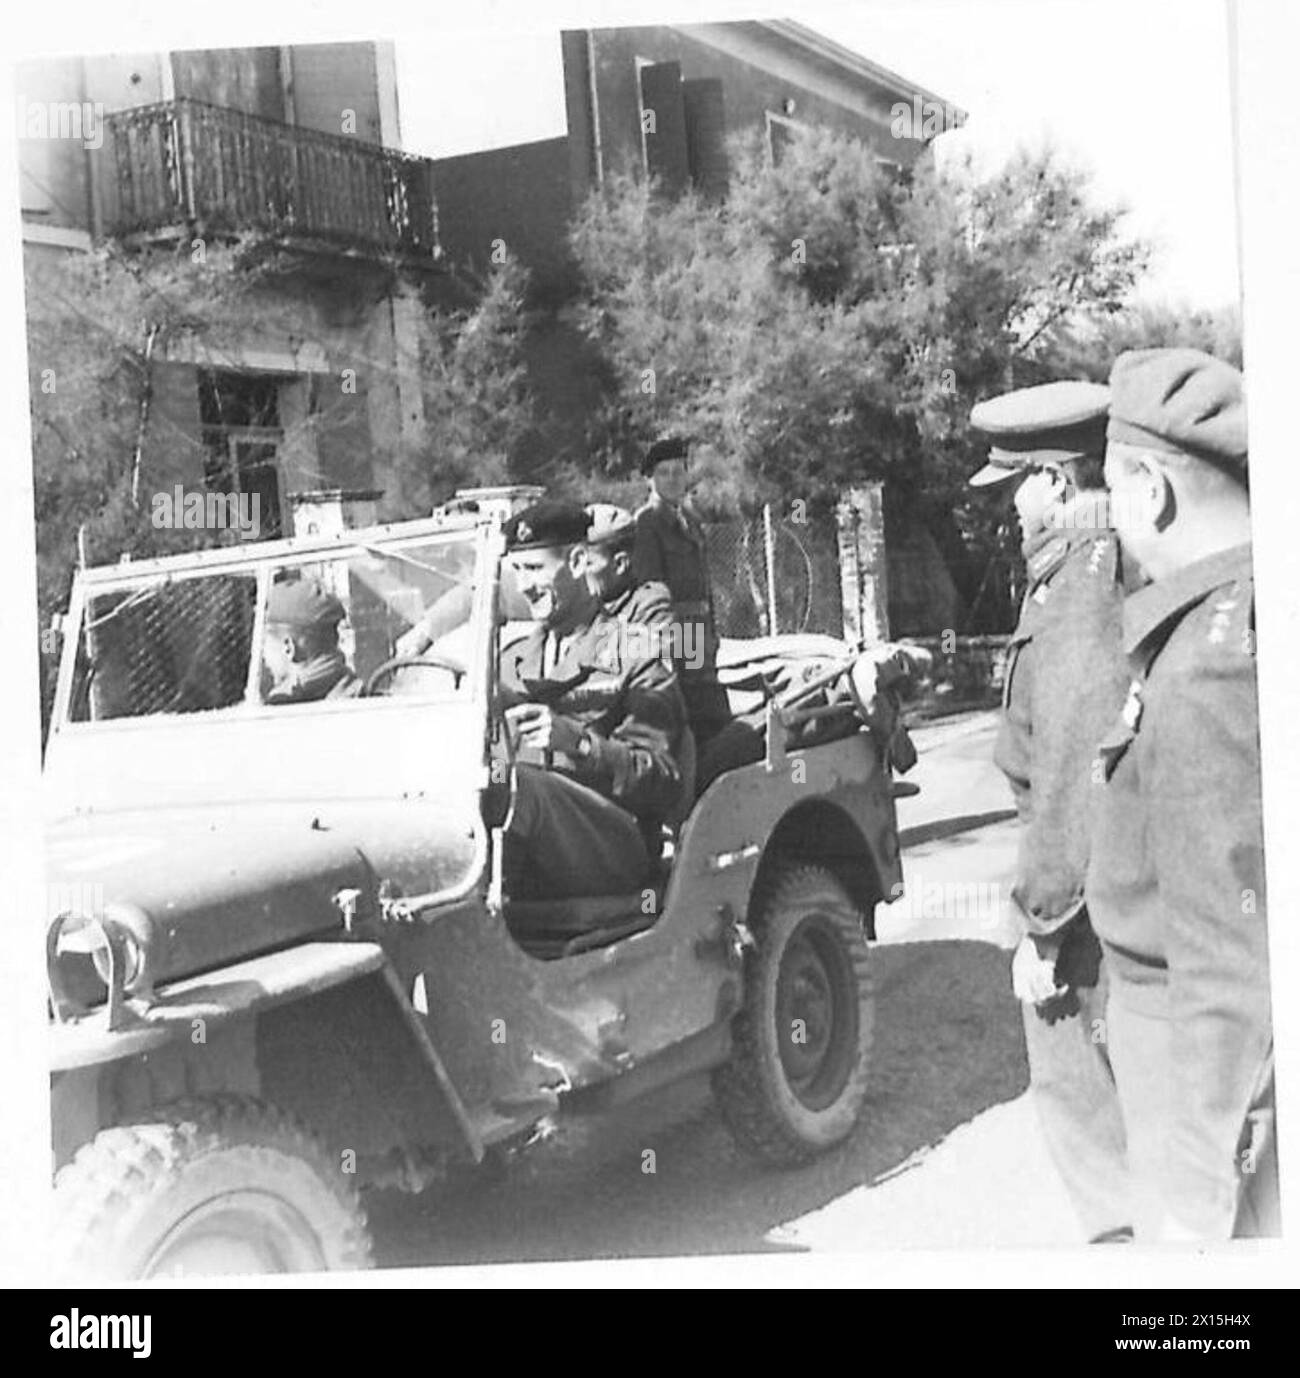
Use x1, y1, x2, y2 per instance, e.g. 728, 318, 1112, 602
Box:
633, 495, 731, 746
999, 518, 1130, 934
1086, 543, 1274, 1237
996, 507, 1134, 1239
500, 581, 688, 898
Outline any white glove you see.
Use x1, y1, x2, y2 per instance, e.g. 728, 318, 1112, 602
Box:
1011, 933, 1067, 1005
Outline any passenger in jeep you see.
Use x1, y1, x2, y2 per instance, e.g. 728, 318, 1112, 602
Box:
261, 577, 360, 704
499, 501, 687, 899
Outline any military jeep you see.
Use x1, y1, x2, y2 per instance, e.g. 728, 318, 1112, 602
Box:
43, 494, 913, 1279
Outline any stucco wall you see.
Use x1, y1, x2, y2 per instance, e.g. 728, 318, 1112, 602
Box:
581, 23, 935, 183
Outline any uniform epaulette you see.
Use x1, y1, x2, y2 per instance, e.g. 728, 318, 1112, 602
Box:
1202, 576, 1255, 657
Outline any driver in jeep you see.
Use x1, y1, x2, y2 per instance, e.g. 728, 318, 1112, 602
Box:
260, 576, 361, 704
499, 500, 688, 900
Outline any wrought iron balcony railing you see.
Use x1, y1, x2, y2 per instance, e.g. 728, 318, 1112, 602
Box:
98, 98, 438, 260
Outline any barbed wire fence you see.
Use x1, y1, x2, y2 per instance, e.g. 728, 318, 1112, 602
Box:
704, 506, 843, 640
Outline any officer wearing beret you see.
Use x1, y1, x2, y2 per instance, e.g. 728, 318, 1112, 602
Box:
499, 501, 687, 900
261, 576, 360, 704
971, 379, 1134, 1242
1087, 349, 1275, 1240
632, 436, 731, 751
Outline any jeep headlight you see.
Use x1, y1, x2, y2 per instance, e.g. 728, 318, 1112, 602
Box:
47, 905, 154, 1025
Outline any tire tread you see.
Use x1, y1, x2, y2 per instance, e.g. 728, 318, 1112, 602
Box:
713, 863, 874, 1166
52, 1093, 372, 1279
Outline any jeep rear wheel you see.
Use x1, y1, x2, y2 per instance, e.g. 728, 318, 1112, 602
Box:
713, 864, 874, 1165
51, 1095, 372, 1280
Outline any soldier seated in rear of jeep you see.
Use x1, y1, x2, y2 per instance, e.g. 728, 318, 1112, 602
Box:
498, 500, 688, 901
260, 576, 361, 704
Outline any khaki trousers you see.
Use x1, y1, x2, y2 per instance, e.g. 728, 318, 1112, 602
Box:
505, 764, 651, 900
1022, 958, 1134, 1240
1105, 985, 1280, 1240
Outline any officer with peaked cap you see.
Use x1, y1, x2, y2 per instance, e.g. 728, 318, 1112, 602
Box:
971, 379, 1135, 1242
497, 500, 686, 902
262, 575, 359, 703
1086, 349, 1275, 1240
633, 436, 731, 751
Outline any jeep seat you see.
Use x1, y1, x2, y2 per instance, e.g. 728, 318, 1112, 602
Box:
505, 892, 653, 960
503, 731, 693, 959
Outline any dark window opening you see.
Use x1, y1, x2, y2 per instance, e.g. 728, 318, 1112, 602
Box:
198, 369, 286, 539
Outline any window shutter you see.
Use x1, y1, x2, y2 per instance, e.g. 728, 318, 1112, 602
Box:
682, 78, 727, 199
638, 61, 689, 197
767, 114, 799, 166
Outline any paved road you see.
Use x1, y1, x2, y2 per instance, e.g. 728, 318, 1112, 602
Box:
367, 712, 1083, 1266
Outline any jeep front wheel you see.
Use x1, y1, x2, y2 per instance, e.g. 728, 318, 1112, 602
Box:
51, 1095, 373, 1280
713, 864, 874, 1166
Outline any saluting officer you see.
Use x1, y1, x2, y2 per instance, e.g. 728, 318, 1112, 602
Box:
970, 380, 1134, 1243
633, 436, 731, 751
1087, 349, 1275, 1240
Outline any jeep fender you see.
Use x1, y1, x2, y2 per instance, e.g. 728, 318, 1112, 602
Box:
752, 796, 891, 939
50, 942, 481, 1172
672, 737, 898, 948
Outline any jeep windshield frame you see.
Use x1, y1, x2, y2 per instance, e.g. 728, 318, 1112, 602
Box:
51, 518, 496, 735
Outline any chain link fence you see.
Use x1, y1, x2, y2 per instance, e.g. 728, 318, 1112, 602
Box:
71, 574, 258, 721
704, 507, 843, 639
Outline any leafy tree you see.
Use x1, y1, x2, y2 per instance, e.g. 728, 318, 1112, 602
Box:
568, 128, 1151, 629
389, 256, 535, 513
1041, 300, 1243, 380
26, 242, 265, 631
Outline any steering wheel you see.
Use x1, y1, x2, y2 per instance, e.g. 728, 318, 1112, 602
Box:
362, 654, 466, 697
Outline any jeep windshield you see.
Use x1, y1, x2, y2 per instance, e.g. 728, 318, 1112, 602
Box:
66, 534, 479, 723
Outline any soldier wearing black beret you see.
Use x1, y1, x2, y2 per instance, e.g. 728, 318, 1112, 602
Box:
501, 499, 592, 554
970, 379, 1133, 1243
498, 500, 687, 902
1086, 349, 1275, 1240
632, 436, 731, 751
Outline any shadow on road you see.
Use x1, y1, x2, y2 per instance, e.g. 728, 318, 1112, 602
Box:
899, 808, 1017, 849
367, 938, 1028, 1267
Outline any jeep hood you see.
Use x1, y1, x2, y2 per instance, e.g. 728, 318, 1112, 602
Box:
44, 797, 481, 988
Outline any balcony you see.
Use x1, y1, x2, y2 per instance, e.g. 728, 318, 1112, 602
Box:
97, 98, 438, 261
